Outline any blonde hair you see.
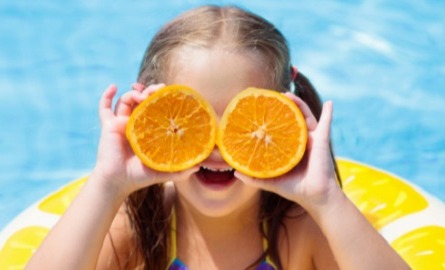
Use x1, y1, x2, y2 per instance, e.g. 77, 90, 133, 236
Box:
126, 5, 341, 269
138, 5, 291, 91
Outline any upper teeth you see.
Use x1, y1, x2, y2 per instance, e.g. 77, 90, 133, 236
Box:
202, 166, 234, 172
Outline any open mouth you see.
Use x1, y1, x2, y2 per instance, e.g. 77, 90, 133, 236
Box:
196, 166, 236, 188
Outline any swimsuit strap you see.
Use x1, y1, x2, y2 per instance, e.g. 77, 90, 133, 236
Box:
262, 221, 278, 268
168, 207, 178, 267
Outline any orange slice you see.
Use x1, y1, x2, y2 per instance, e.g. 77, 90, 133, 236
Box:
126, 85, 217, 172
217, 88, 307, 178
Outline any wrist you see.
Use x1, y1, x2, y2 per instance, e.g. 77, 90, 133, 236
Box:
300, 184, 349, 224
88, 169, 131, 205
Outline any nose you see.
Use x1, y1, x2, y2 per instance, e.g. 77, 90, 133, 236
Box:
207, 145, 225, 162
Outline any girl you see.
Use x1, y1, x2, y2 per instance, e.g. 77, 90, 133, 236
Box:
27, 5, 410, 270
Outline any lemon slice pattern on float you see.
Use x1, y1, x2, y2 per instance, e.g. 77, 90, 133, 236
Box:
0, 177, 86, 270
339, 159, 428, 230
339, 159, 445, 270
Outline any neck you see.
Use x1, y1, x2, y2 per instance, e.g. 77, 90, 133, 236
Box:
175, 192, 261, 241
174, 192, 264, 268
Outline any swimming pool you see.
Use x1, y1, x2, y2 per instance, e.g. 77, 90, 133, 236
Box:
1, 0, 444, 230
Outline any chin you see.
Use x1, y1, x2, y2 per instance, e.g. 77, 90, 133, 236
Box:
174, 175, 261, 218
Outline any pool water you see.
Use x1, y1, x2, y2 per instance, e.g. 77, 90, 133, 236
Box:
1, 0, 444, 229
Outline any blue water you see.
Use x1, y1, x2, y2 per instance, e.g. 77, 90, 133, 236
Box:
1, 0, 444, 230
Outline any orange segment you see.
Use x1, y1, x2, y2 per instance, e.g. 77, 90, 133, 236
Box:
217, 88, 307, 178
126, 85, 217, 172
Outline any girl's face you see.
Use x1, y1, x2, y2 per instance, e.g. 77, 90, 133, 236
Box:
166, 46, 274, 217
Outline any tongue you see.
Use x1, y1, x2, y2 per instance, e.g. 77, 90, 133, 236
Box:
199, 167, 234, 183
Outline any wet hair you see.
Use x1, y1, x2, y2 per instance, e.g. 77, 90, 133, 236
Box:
126, 5, 341, 269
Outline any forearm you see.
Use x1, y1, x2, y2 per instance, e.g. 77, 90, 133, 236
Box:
26, 173, 127, 270
307, 188, 410, 270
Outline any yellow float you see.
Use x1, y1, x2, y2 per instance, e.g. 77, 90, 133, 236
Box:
1, 159, 444, 269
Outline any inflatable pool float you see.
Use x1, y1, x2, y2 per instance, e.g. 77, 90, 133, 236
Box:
1, 159, 444, 269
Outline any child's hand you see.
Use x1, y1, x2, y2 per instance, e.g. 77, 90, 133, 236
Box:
235, 93, 340, 211
92, 83, 199, 198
